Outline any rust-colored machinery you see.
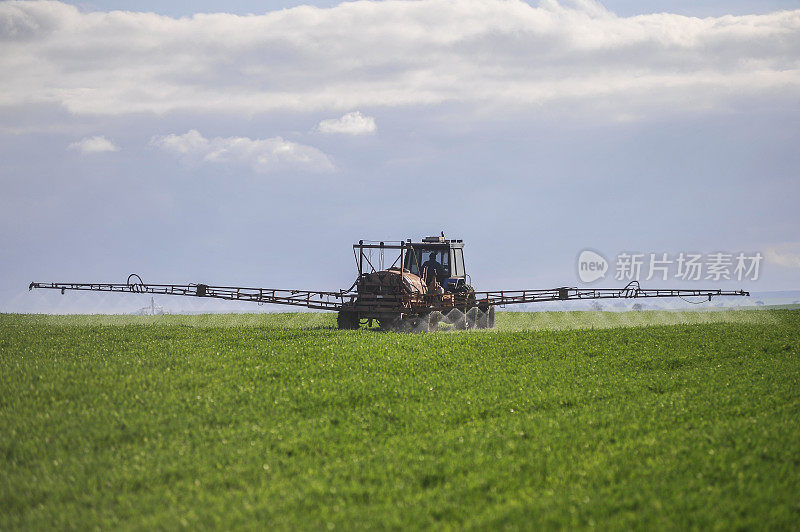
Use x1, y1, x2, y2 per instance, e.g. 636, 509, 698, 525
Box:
30, 235, 749, 331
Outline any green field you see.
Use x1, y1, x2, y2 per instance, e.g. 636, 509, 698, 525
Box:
1, 310, 798, 529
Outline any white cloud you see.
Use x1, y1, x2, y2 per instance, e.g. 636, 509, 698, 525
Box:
67, 135, 119, 153
317, 111, 377, 135
150, 129, 334, 173
765, 243, 800, 268
1, 1, 799, 117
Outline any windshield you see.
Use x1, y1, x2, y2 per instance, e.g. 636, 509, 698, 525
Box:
404, 246, 450, 280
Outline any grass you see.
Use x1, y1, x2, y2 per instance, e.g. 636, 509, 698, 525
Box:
1, 310, 798, 529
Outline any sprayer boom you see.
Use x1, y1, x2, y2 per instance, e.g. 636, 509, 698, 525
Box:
475, 282, 749, 306
29, 274, 352, 311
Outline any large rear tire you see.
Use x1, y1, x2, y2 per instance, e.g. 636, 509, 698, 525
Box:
378, 318, 399, 331
337, 311, 359, 330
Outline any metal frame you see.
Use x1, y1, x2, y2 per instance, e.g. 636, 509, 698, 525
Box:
30, 279, 354, 311
473, 282, 748, 306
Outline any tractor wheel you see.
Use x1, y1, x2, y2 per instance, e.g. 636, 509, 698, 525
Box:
378, 318, 398, 331
393, 317, 411, 333
337, 311, 359, 330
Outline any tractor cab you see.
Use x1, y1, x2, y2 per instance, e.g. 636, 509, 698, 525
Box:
352, 235, 468, 295
403, 236, 466, 290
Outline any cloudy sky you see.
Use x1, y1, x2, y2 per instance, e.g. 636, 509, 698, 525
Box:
2, 0, 799, 313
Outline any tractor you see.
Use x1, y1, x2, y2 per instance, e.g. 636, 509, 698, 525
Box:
30, 234, 749, 331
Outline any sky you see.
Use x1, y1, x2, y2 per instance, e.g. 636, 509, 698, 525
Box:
1, 0, 799, 313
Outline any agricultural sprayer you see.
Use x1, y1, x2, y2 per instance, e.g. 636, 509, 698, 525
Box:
30, 235, 749, 331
